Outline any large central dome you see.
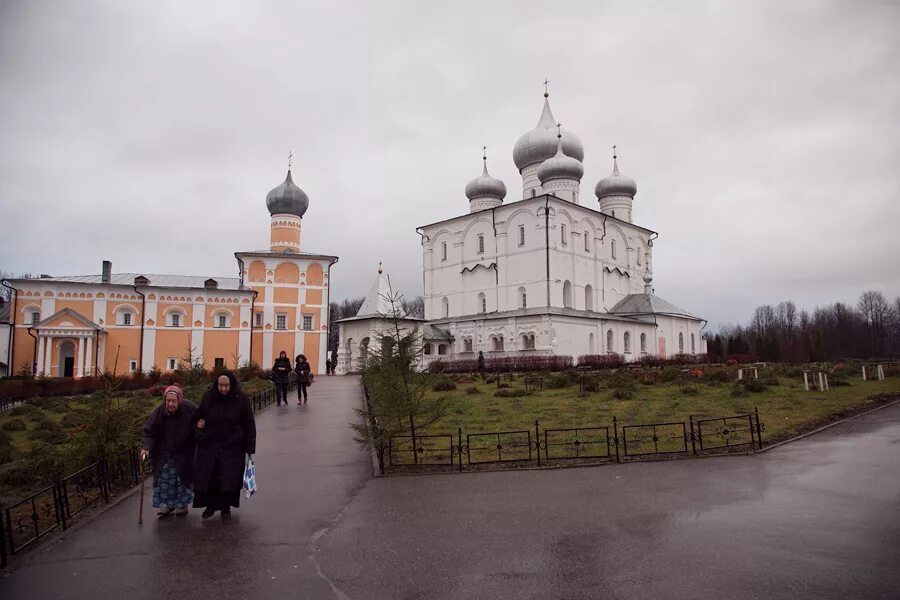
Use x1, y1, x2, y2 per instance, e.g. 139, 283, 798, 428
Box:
513, 96, 584, 171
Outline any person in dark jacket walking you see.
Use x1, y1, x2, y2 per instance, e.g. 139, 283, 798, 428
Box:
193, 371, 257, 519
141, 385, 198, 517
272, 351, 292, 406
294, 354, 311, 405
477, 350, 486, 380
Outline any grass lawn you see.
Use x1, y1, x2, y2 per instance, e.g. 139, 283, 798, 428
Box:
422, 373, 900, 444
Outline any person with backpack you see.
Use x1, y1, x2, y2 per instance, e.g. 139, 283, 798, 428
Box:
272, 351, 292, 406
294, 354, 311, 405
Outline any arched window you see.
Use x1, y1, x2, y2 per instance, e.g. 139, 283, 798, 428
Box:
492, 335, 504, 351
359, 338, 370, 360
584, 285, 593, 311
637, 247, 642, 265
25, 306, 41, 325
463, 338, 473, 353
589, 333, 595, 354
518, 225, 525, 246
531, 189, 536, 198
611, 210, 616, 218
478, 292, 486, 314
691, 333, 696, 354
679, 332, 684, 353
529, 334, 535, 349
611, 240, 617, 260
441, 242, 447, 261
563, 281, 572, 308
640, 333, 647, 353
606, 329, 614, 352
584, 231, 590, 252
624, 331, 631, 353
424, 343, 432, 355
213, 310, 232, 328
477, 234, 485, 254
116, 306, 136, 326
165, 308, 186, 328
521, 333, 530, 349
561, 224, 567, 245
442, 297, 449, 318
518, 286, 527, 309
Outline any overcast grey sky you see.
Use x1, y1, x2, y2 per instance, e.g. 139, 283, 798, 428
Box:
1, 1, 898, 330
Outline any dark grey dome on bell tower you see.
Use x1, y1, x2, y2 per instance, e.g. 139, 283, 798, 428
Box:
266, 170, 309, 218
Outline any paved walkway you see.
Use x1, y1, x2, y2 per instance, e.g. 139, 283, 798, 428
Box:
3, 384, 900, 599
315, 402, 900, 600
0, 376, 372, 600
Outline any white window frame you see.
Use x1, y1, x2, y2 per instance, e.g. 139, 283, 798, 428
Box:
477, 234, 485, 254
30, 310, 41, 325
442, 297, 449, 318
275, 313, 287, 330
254, 312, 263, 327
640, 333, 647, 353
518, 225, 525, 247
624, 331, 632, 354
218, 314, 227, 328
129, 360, 138, 373
167, 357, 177, 371
166, 309, 185, 328
478, 293, 486, 314
302, 314, 313, 331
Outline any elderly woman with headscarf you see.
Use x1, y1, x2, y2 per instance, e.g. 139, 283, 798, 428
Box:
140, 384, 198, 517
193, 370, 257, 519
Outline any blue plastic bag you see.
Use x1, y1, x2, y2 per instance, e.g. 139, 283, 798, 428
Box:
242, 454, 257, 499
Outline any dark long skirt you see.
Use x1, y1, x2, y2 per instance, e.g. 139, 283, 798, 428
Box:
193, 459, 241, 510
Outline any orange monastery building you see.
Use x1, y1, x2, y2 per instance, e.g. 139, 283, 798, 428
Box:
3, 169, 337, 378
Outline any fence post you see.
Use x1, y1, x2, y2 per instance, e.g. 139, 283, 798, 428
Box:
0, 510, 6, 569
535, 420, 541, 466
54, 483, 68, 531
689, 415, 697, 455
613, 416, 620, 463
754, 407, 763, 450
458, 427, 463, 473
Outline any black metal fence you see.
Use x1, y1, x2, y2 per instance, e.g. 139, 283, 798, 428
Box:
0, 385, 280, 568
377, 408, 766, 475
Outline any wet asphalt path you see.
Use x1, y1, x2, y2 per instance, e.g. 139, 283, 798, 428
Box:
0, 376, 372, 600
3, 384, 900, 599
316, 402, 900, 600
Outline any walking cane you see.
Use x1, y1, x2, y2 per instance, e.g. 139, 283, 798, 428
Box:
138, 452, 146, 525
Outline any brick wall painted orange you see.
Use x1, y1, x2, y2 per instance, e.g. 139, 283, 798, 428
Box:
103, 328, 142, 374
248, 261, 266, 282
272, 332, 295, 365
203, 330, 240, 369
306, 263, 324, 285
205, 306, 236, 329
303, 332, 321, 375
55, 299, 94, 317
106, 301, 141, 326
153, 328, 194, 371
11, 328, 36, 375
274, 286, 298, 304
272, 306, 297, 331
304, 289, 323, 305
251, 332, 264, 365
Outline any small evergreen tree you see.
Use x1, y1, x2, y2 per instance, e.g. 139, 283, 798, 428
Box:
352, 280, 448, 466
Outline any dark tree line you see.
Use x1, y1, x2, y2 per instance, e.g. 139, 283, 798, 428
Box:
707, 291, 900, 362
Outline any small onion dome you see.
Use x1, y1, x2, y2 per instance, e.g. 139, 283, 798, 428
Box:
465, 160, 507, 201
266, 169, 309, 217
537, 137, 584, 183
512, 96, 584, 171
595, 158, 637, 199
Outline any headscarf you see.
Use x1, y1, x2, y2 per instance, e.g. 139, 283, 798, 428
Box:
212, 370, 242, 400
163, 385, 183, 404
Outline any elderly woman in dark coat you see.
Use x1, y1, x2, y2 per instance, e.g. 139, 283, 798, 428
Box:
193, 371, 257, 519
140, 385, 198, 517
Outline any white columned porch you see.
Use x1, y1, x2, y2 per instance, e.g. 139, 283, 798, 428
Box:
43, 336, 53, 376
36, 336, 46, 377
85, 335, 94, 377
77, 337, 86, 378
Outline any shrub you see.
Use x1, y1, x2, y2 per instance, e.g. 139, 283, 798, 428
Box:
680, 383, 701, 395
465, 386, 482, 395
760, 377, 779, 386
435, 355, 573, 374
0, 458, 35, 486
703, 369, 731, 383
494, 388, 528, 398
497, 382, 510, 389
1, 418, 27, 432
831, 378, 851, 387
638, 371, 659, 385
611, 387, 634, 399
744, 379, 768, 393
730, 383, 750, 397
8, 404, 39, 418
545, 373, 573, 389
32, 414, 63, 432
581, 377, 602, 392
659, 366, 683, 383
432, 377, 457, 392
31, 428, 67, 444
607, 371, 636, 391
577, 354, 624, 369
61, 412, 87, 428
457, 378, 474, 384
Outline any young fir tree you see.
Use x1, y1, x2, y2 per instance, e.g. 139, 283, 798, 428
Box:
352, 280, 448, 467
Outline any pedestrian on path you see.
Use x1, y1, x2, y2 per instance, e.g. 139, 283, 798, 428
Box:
477, 350, 486, 380
193, 371, 257, 519
140, 384, 198, 517
272, 350, 292, 406
294, 354, 311, 405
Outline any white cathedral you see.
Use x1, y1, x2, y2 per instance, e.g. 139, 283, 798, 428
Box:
337, 91, 706, 374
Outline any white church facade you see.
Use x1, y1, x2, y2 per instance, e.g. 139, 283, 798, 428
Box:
337, 90, 705, 373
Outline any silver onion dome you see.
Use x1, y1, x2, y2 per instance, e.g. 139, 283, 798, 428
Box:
266, 170, 309, 217
537, 136, 584, 183
465, 159, 507, 201
595, 157, 637, 199
513, 96, 584, 171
